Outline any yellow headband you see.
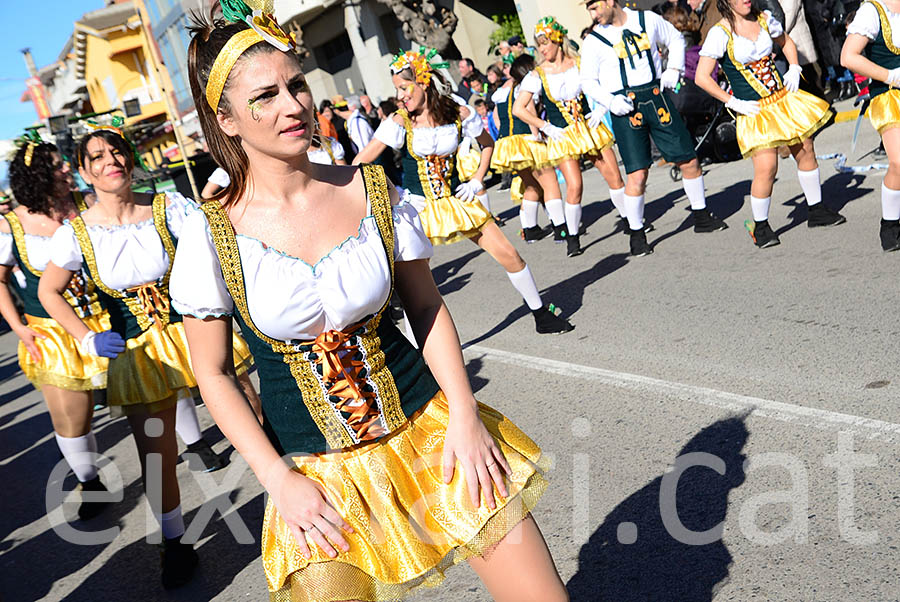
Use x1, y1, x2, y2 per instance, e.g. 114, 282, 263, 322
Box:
206, 29, 264, 112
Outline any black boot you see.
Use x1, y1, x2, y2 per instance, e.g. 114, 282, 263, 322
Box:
78, 476, 110, 521
161, 536, 199, 589
551, 223, 567, 243
880, 219, 900, 251
184, 439, 227, 473
692, 208, 728, 233
521, 225, 549, 243
807, 203, 846, 227
566, 234, 584, 257
747, 219, 781, 248
629, 229, 653, 256
532, 305, 575, 334
620, 219, 655, 236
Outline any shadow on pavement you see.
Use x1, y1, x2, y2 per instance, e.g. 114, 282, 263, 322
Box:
775, 172, 871, 238
464, 355, 489, 394
431, 249, 483, 289
650, 180, 749, 250
566, 413, 750, 602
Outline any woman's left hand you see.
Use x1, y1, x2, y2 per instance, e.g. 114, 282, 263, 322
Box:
442, 405, 512, 509
455, 179, 483, 202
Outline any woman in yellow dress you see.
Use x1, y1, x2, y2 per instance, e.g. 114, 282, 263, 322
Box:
1, 138, 111, 521
694, 0, 846, 248
175, 4, 568, 601
39, 126, 257, 589
513, 16, 626, 257
842, 0, 900, 251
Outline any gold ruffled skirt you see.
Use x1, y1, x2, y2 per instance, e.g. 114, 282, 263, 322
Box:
407, 193, 493, 246
867, 88, 900, 134
107, 321, 254, 416
490, 135, 546, 173
263, 391, 548, 602
541, 120, 614, 167
18, 312, 111, 391
456, 148, 488, 182
736, 87, 832, 157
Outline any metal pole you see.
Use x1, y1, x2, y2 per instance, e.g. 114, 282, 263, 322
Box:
132, 0, 200, 200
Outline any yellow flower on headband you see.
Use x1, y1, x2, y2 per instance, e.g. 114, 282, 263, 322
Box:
390, 46, 450, 88
249, 10, 296, 52
535, 17, 567, 44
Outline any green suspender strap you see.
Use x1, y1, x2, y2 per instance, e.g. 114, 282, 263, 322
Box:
588, 11, 655, 91
3, 211, 49, 318
200, 164, 411, 452
70, 193, 178, 336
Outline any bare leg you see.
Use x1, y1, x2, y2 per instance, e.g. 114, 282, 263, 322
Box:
469, 221, 526, 273
590, 146, 625, 189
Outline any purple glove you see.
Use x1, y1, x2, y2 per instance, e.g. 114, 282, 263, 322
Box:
82, 330, 126, 358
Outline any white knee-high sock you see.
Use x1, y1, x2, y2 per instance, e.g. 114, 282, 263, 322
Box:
797, 168, 821, 206
750, 196, 771, 221
882, 183, 900, 220
175, 393, 202, 446
544, 198, 566, 226
682, 175, 707, 210
506, 265, 543, 310
564, 202, 582, 237
476, 192, 491, 213
609, 187, 626, 217
624, 194, 645, 231
155, 504, 186, 540
55, 432, 99, 482
520, 200, 540, 228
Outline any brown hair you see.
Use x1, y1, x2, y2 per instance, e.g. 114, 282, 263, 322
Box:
395, 68, 460, 126
510, 54, 536, 85
662, 3, 700, 33
716, 0, 759, 28
76, 130, 135, 172
187, 7, 291, 207
8, 143, 68, 217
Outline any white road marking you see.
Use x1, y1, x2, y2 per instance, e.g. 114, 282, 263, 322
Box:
464, 345, 900, 443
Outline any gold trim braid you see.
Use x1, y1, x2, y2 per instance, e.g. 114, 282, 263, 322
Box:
870, 1, 900, 54
399, 108, 462, 204
3, 212, 39, 276
719, 14, 783, 98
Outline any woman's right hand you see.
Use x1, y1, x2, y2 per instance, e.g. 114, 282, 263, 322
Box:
270, 470, 354, 559
15, 325, 46, 363
725, 97, 761, 116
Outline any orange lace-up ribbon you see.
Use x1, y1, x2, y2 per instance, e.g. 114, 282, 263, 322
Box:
424, 154, 453, 199
562, 98, 585, 122
126, 282, 171, 329
310, 327, 387, 442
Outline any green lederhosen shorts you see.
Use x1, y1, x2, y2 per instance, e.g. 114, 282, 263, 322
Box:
610, 80, 696, 174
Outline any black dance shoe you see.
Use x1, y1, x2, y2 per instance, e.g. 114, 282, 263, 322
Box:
748, 220, 781, 248
629, 229, 653, 256
185, 439, 227, 473
620, 218, 655, 236
552, 224, 567, 243
692, 208, 728, 233
566, 235, 584, 257
78, 476, 110, 521
807, 203, 846, 228
161, 536, 199, 589
521, 225, 549, 243
880, 219, 900, 252
532, 305, 575, 334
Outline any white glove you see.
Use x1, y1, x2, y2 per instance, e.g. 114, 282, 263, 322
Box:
725, 96, 760, 116
586, 111, 604, 128
783, 64, 802, 93
608, 94, 635, 116
660, 68, 681, 91
887, 67, 900, 88
455, 179, 483, 202
458, 136, 472, 156
540, 122, 566, 141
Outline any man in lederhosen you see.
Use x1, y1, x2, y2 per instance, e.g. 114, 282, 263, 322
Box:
580, 0, 726, 257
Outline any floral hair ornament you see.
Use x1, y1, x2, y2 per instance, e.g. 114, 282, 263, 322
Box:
390, 46, 450, 88
534, 16, 568, 44
20, 129, 43, 168
84, 115, 148, 171
207, 0, 297, 112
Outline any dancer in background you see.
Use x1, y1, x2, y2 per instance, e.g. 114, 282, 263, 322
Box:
695, 0, 845, 248
513, 16, 626, 257
355, 47, 574, 334
581, 0, 728, 257
842, 0, 900, 251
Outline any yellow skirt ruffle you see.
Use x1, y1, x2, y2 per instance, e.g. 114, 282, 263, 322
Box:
263, 391, 548, 602
413, 194, 493, 246
107, 321, 254, 416
541, 120, 614, 168
867, 88, 900, 134
490, 135, 545, 173
736, 87, 832, 157
456, 148, 488, 182
18, 312, 110, 391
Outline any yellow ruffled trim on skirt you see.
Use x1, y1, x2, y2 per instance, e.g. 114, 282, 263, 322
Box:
540, 120, 614, 168
456, 148, 488, 182
490, 135, 545, 174
418, 195, 493, 246
736, 87, 832, 158
107, 321, 254, 416
18, 312, 110, 391
867, 88, 900, 135
263, 391, 549, 602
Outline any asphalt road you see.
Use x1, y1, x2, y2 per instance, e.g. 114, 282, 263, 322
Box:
2, 98, 899, 601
